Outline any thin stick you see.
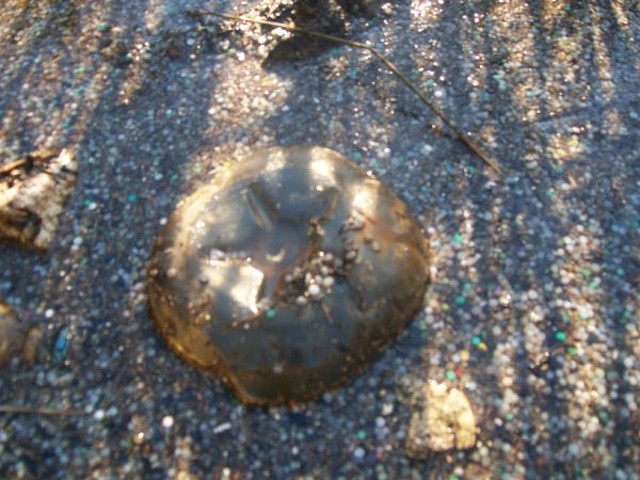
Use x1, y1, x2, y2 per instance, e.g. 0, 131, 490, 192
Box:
186, 9, 502, 176
0, 158, 27, 176
0, 404, 86, 416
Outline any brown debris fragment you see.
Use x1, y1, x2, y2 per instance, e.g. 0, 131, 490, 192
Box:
0, 148, 78, 250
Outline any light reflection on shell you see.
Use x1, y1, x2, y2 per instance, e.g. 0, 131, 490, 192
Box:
147, 146, 430, 405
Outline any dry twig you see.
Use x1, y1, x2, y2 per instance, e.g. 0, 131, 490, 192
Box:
0, 158, 28, 176
0, 404, 85, 416
186, 9, 503, 176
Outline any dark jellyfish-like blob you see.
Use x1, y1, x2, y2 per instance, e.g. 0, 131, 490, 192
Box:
147, 146, 429, 405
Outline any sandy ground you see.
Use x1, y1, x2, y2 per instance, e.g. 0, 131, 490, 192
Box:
1, 0, 639, 478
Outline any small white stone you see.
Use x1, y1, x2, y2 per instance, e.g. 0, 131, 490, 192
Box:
405, 381, 477, 458
381, 2, 394, 16
322, 276, 335, 289
162, 415, 175, 429
307, 284, 321, 298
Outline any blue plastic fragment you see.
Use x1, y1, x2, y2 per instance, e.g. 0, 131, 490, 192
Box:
52, 326, 72, 365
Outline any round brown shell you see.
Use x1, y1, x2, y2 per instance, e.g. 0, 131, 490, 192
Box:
147, 146, 429, 405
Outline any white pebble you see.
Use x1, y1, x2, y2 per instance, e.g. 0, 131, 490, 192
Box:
162, 415, 175, 428
501, 375, 514, 388
307, 284, 321, 298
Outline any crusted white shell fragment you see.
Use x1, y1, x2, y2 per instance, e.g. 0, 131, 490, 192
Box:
405, 380, 477, 458
0, 148, 78, 250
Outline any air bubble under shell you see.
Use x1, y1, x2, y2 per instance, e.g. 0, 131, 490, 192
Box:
147, 146, 430, 405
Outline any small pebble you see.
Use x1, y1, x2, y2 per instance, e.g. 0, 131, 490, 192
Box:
162, 416, 175, 429
322, 276, 335, 289
307, 284, 321, 298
